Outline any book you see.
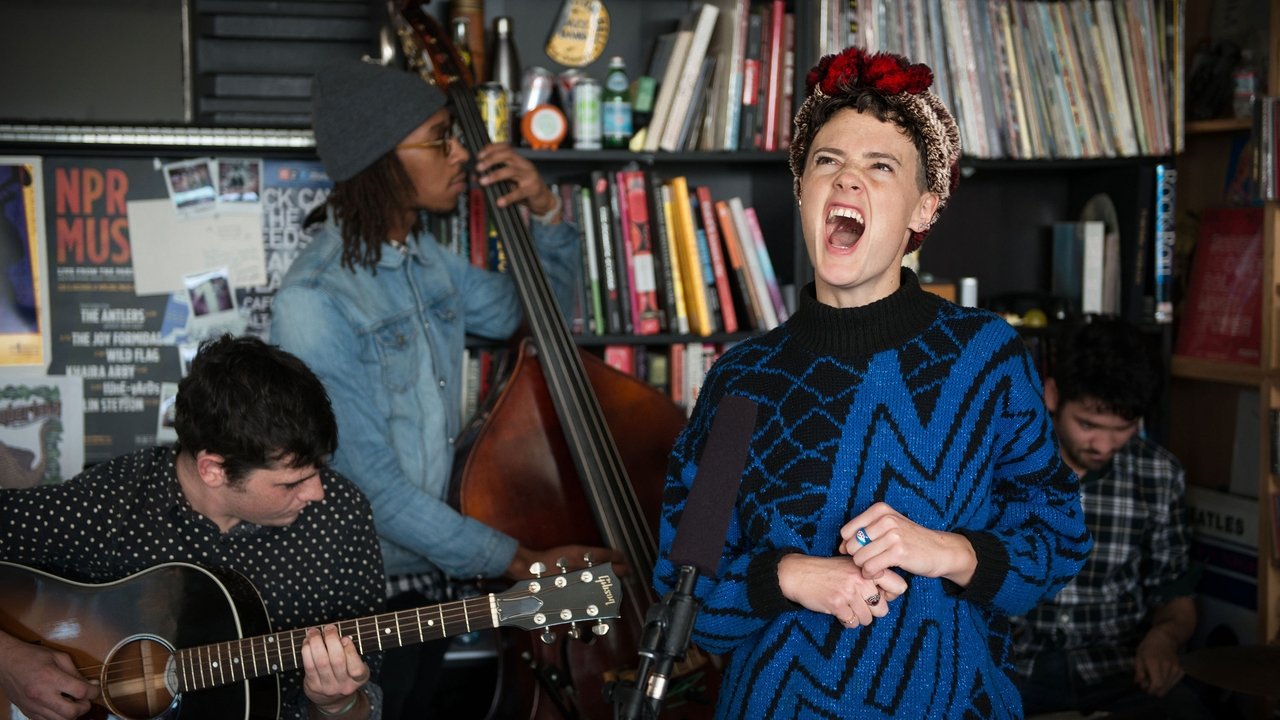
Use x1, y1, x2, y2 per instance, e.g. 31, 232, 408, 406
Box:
760, 0, 786, 152
1051, 220, 1106, 316
727, 197, 777, 329
713, 198, 762, 330
691, 219, 721, 332
1153, 163, 1176, 323
658, 183, 690, 334
604, 344, 637, 375
694, 185, 737, 334
577, 186, 604, 335
646, 170, 678, 333
643, 29, 694, 152
705, 0, 749, 151
1174, 206, 1263, 365
659, 3, 721, 152
674, 56, 718, 151
737, 8, 764, 150
621, 169, 662, 335
590, 171, 623, 334
743, 205, 788, 323
666, 176, 713, 335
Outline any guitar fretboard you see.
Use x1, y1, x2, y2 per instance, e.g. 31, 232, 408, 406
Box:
175, 594, 498, 692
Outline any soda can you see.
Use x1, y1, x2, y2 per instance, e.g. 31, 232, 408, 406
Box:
477, 82, 509, 143
573, 77, 602, 150
556, 68, 584, 110
521, 66, 555, 117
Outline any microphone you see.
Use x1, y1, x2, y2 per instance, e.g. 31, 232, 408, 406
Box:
618, 394, 756, 719
668, 394, 758, 575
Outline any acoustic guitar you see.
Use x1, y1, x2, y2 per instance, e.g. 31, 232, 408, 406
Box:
0, 560, 621, 719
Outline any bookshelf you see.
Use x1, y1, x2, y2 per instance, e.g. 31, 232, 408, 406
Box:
1168, 0, 1279, 659
0, 3, 1237, 512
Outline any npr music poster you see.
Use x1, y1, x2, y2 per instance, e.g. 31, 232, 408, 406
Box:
43, 157, 176, 464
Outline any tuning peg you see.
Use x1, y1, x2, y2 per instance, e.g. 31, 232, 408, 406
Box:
540, 628, 556, 645
567, 623, 582, 640
555, 557, 569, 573
592, 621, 610, 637
529, 562, 547, 578
582, 551, 594, 566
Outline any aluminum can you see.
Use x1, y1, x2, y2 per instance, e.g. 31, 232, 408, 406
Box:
521, 66, 555, 116
573, 77, 602, 150
556, 68, 584, 109
477, 82, 509, 143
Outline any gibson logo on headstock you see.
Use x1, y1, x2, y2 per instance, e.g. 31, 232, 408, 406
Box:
596, 574, 617, 605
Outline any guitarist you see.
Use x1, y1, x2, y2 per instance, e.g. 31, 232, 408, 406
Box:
270, 59, 626, 718
0, 335, 386, 720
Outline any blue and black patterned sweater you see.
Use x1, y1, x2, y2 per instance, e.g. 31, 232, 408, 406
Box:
654, 270, 1091, 719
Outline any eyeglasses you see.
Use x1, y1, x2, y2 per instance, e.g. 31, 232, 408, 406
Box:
396, 127, 461, 159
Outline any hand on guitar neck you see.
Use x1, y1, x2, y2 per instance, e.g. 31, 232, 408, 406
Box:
0, 628, 99, 720
0, 623, 374, 720
506, 543, 632, 581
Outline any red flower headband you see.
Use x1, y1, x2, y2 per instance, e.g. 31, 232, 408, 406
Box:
805, 47, 934, 99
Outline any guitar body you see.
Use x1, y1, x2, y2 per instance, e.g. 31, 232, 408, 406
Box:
0, 562, 279, 720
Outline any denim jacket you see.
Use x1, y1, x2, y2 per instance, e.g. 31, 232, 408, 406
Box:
271, 213, 580, 578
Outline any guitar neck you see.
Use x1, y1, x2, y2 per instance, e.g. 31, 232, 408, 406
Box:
176, 594, 499, 693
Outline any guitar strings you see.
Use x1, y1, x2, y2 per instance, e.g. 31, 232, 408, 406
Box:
79, 591, 541, 684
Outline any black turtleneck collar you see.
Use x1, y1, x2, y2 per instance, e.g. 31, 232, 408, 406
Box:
786, 268, 944, 360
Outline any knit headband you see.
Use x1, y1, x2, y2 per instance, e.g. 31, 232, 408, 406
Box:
789, 47, 961, 254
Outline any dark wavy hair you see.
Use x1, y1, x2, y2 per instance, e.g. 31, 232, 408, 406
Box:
173, 334, 338, 484
1050, 317, 1159, 422
304, 152, 421, 271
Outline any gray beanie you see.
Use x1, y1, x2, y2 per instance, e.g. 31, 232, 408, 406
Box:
311, 60, 449, 182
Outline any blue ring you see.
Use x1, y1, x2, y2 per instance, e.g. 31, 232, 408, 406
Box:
855, 528, 871, 546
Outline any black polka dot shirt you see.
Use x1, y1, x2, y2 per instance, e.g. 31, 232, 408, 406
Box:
0, 446, 387, 719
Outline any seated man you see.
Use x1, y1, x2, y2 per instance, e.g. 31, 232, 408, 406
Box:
0, 334, 385, 720
1012, 317, 1208, 719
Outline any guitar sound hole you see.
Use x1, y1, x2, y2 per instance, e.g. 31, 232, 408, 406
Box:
102, 637, 177, 720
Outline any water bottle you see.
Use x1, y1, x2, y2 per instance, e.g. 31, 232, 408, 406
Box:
602, 56, 633, 149
488, 16, 522, 138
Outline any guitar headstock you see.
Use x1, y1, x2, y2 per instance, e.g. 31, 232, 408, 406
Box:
494, 562, 622, 639
395, 1, 474, 91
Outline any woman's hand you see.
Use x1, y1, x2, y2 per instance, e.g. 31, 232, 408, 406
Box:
840, 502, 977, 586
777, 553, 907, 628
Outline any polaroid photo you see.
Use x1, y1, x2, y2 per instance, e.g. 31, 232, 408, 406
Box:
162, 158, 217, 215
216, 157, 263, 204
156, 381, 179, 445
177, 342, 199, 377
183, 267, 246, 340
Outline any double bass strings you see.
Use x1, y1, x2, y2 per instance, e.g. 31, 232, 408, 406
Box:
448, 81, 657, 608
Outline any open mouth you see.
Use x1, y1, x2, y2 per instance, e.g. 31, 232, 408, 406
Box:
827, 206, 865, 249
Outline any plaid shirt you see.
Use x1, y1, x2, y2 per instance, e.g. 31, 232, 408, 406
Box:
1011, 435, 1194, 684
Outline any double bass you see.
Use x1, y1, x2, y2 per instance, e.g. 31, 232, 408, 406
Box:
394, 6, 721, 719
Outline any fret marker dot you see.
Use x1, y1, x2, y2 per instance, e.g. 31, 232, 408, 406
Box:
428, 620, 435, 626
383, 628, 391, 635
212, 661, 220, 668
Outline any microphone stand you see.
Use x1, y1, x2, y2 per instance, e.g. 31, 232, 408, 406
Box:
609, 565, 702, 720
